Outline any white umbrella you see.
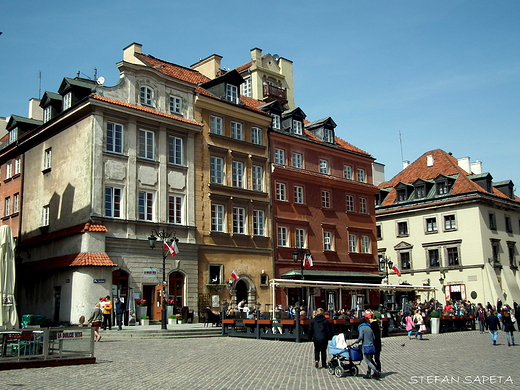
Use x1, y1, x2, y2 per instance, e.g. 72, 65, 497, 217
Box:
0, 225, 18, 329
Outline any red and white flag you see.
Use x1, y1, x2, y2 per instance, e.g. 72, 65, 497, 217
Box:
230, 270, 239, 281
163, 241, 179, 257
391, 265, 401, 276
303, 253, 313, 269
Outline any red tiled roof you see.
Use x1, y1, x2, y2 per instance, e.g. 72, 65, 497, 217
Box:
334, 136, 370, 156
21, 222, 108, 247
235, 61, 252, 73
195, 87, 269, 116
22, 253, 118, 273
91, 95, 202, 126
135, 53, 210, 85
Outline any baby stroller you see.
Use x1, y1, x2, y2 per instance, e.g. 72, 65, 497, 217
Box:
327, 334, 363, 377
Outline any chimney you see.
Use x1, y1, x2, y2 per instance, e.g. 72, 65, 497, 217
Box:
123, 42, 143, 65
457, 157, 471, 173
402, 160, 410, 170
250, 48, 262, 65
426, 155, 434, 167
28, 98, 43, 121
471, 161, 483, 175
191, 54, 223, 79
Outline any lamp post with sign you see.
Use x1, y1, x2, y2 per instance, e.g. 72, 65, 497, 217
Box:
148, 228, 177, 330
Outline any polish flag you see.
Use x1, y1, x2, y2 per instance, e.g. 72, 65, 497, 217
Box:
391, 265, 401, 276
303, 253, 313, 269
163, 240, 179, 257
230, 270, 240, 281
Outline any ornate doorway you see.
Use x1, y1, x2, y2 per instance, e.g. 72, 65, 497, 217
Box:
169, 272, 184, 313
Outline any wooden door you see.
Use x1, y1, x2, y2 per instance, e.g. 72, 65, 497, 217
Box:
153, 285, 163, 321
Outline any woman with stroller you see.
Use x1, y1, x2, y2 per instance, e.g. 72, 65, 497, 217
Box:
352, 317, 381, 380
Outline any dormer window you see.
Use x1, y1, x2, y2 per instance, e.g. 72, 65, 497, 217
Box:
44, 106, 52, 123
241, 77, 252, 97
437, 181, 449, 195
140, 86, 153, 106
416, 185, 426, 198
293, 120, 303, 135
169, 96, 182, 115
8, 128, 18, 144
271, 114, 280, 130
397, 189, 407, 202
324, 128, 334, 143
63, 92, 72, 110
226, 84, 239, 103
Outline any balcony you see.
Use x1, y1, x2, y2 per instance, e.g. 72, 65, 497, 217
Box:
263, 84, 287, 104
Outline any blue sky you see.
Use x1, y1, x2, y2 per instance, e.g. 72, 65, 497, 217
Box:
1, 1, 519, 189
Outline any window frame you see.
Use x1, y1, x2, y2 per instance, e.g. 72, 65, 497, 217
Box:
344, 165, 352, 180
210, 156, 224, 185
44, 148, 52, 171
274, 148, 285, 165
106, 122, 124, 154
294, 185, 304, 204
324, 231, 333, 251
233, 207, 246, 235
138, 129, 155, 160
168, 195, 183, 225
140, 86, 154, 106
232, 161, 244, 188
292, 120, 303, 135
168, 136, 183, 166
253, 209, 265, 236
211, 203, 225, 232
357, 168, 366, 183
292, 152, 303, 169
271, 114, 281, 130
226, 84, 239, 103
105, 186, 123, 218
251, 126, 262, 145
231, 121, 243, 141
252, 165, 263, 192
319, 159, 329, 175
321, 190, 331, 209
361, 235, 370, 254
348, 234, 357, 253
296, 228, 306, 249
425, 217, 438, 233
169, 95, 182, 115
138, 191, 154, 221
210, 115, 223, 135
275, 182, 287, 201
42, 205, 50, 226
443, 214, 457, 231
277, 226, 288, 247
397, 221, 409, 237
360, 197, 368, 214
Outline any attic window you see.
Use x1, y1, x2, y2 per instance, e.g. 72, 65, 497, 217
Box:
8, 128, 18, 144
293, 120, 303, 135
416, 185, 426, 198
324, 128, 334, 143
63, 92, 72, 110
437, 181, 449, 195
397, 188, 407, 202
44, 106, 52, 123
140, 86, 153, 106
271, 114, 280, 130
226, 84, 239, 104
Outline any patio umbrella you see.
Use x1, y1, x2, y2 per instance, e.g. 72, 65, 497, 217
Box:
0, 225, 18, 329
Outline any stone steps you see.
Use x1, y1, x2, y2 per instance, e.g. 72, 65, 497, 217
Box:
99, 327, 222, 340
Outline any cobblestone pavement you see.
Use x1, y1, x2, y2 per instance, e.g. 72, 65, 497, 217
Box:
1, 330, 517, 390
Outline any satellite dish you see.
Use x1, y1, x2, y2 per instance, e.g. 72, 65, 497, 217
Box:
96, 76, 105, 85
272, 54, 280, 61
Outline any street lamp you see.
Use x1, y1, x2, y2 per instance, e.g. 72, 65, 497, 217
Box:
292, 248, 310, 306
379, 255, 393, 285
148, 228, 177, 330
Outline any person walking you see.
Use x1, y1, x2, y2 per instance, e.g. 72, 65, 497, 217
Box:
486, 310, 500, 345
502, 310, 516, 346
115, 297, 125, 331
308, 307, 333, 369
102, 295, 113, 330
353, 317, 381, 380
88, 302, 103, 342
369, 314, 382, 373
413, 309, 424, 340
477, 306, 487, 334
404, 311, 415, 340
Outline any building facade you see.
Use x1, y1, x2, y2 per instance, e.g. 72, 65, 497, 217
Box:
376, 149, 520, 307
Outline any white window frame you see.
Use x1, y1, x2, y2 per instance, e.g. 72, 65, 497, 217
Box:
232, 161, 244, 188
211, 203, 225, 232
8, 128, 18, 144
42, 205, 50, 226
324, 231, 333, 251
138, 129, 155, 160
444, 214, 457, 231
44, 148, 52, 170
105, 187, 122, 218
296, 228, 306, 249
241, 77, 252, 97
62, 92, 72, 110
292, 152, 303, 169
349, 234, 357, 253
292, 120, 303, 135
276, 182, 287, 201
210, 116, 223, 135
360, 197, 368, 214
13, 193, 19, 214
271, 114, 281, 130
168, 195, 183, 225
319, 159, 329, 175
210, 156, 224, 185
324, 128, 334, 143
252, 165, 263, 191
4, 197, 10, 217
346, 195, 355, 212
138, 191, 154, 221
357, 168, 366, 183
231, 122, 243, 140
251, 127, 262, 145
425, 217, 438, 233
226, 84, 239, 103
44, 106, 52, 123
274, 148, 285, 165
321, 190, 331, 208
5, 161, 12, 180
344, 165, 353, 180
361, 236, 370, 254
294, 185, 304, 204
168, 136, 183, 166
169, 95, 182, 114
253, 209, 265, 236
14, 157, 21, 175
140, 86, 153, 106
233, 207, 246, 235
277, 226, 288, 247
106, 122, 123, 154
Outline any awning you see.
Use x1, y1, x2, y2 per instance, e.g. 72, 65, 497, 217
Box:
281, 270, 383, 284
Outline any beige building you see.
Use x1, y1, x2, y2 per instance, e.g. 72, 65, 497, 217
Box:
376, 149, 520, 307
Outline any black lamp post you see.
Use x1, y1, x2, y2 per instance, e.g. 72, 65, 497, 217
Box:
292, 249, 309, 306
148, 228, 177, 330
379, 255, 393, 285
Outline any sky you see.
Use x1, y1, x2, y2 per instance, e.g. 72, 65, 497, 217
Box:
1, 1, 519, 190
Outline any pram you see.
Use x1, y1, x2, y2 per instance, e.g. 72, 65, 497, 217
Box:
327, 334, 363, 377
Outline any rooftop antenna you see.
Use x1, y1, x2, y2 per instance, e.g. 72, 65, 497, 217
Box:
38, 70, 42, 99
399, 130, 404, 162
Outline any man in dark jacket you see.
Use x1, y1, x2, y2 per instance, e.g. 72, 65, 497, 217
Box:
486, 310, 500, 345
114, 298, 126, 330
308, 308, 332, 369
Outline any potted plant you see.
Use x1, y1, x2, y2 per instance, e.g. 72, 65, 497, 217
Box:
140, 315, 150, 326
429, 310, 440, 334
168, 315, 176, 325
176, 314, 183, 324
135, 299, 148, 320
166, 299, 175, 318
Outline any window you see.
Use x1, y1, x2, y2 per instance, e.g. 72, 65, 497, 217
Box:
4, 197, 10, 217
138, 130, 155, 160
252, 165, 263, 191
13, 193, 19, 214
210, 156, 224, 184
426, 217, 437, 233
505, 216, 513, 233
400, 252, 411, 269
14, 157, 20, 175
210, 116, 223, 135
319, 159, 329, 174
321, 190, 331, 208
168, 136, 183, 165
44, 148, 52, 170
344, 165, 352, 180
428, 249, 440, 268
447, 247, 459, 266
349, 234, 357, 253
507, 242, 517, 268
42, 205, 50, 226
138, 191, 154, 221
491, 239, 500, 266
105, 187, 122, 218
296, 229, 306, 248
278, 226, 288, 247
209, 264, 222, 285
241, 77, 252, 97
324, 128, 334, 143
251, 127, 262, 145
324, 231, 333, 251
140, 86, 153, 106
292, 152, 303, 169
8, 128, 18, 144
226, 84, 239, 103
397, 189, 407, 202
44, 106, 52, 123
437, 182, 449, 195
231, 122, 243, 140
106, 122, 123, 154
444, 215, 456, 230
5, 161, 12, 180
276, 182, 286, 201
271, 114, 281, 130
274, 148, 285, 165
397, 221, 408, 236
168, 195, 183, 224
294, 186, 304, 204
346, 195, 355, 212
211, 204, 225, 232
360, 197, 368, 214
489, 213, 497, 230
376, 225, 382, 240
361, 236, 370, 254
232, 161, 244, 188
63, 92, 72, 110
357, 168, 366, 183
169, 96, 182, 114
416, 185, 426, 198
233, 207, 246, 235
293, 120, 303, 135
253, 210, 265, 236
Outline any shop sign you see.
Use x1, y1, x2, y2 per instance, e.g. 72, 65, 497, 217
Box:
93, 279, 106, 283
143, 268, 157, 277
57, 331, 83, 340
